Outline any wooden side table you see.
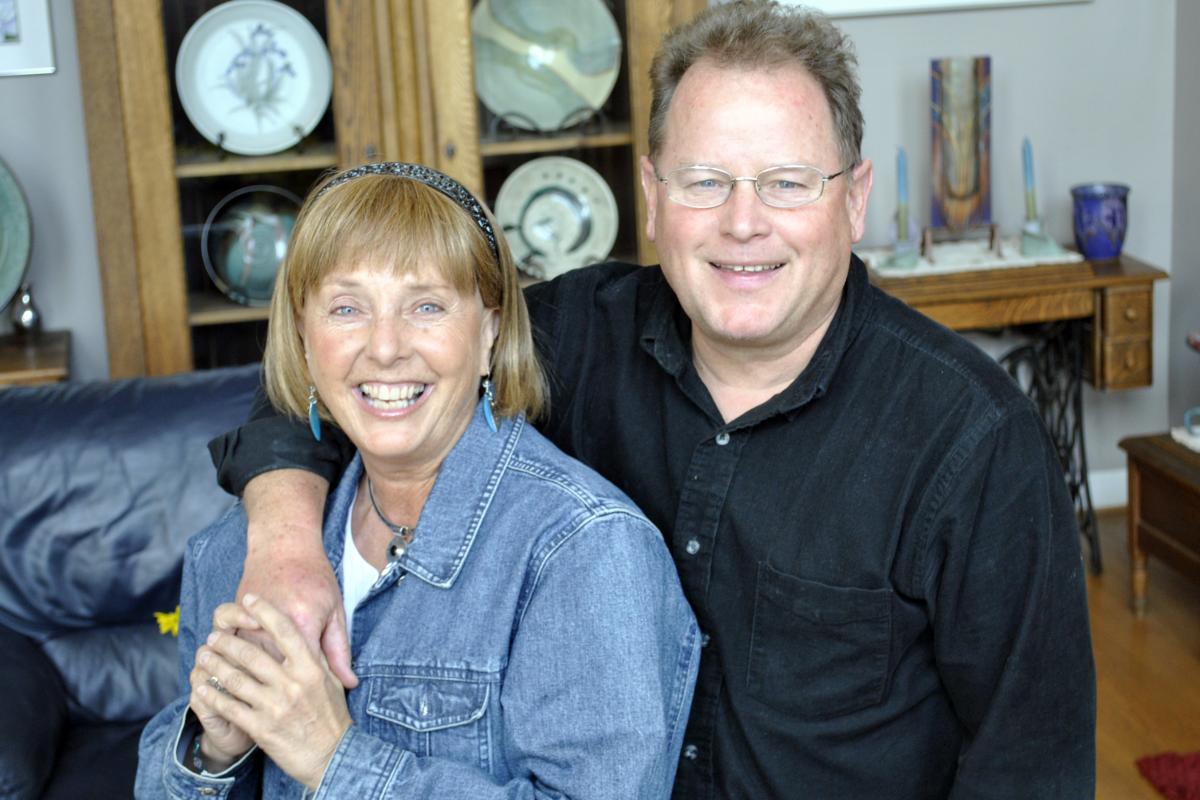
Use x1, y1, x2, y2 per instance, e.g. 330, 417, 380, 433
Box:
0, 330, 71, 386
1119, 434, 1200, 615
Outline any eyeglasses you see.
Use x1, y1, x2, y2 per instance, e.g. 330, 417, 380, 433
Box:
656, 164, 850, 209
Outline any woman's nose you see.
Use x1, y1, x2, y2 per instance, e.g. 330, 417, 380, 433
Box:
366, 315, 413, 363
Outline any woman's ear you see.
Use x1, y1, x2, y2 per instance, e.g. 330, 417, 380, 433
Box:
479, 307, 500, 375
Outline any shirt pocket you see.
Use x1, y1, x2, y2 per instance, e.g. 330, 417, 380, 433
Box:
363, 676, 492, 768
747, 563, 891, 719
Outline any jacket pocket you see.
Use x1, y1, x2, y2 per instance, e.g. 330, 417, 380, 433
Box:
747, 563, 891, 719
364, 676, 491, 766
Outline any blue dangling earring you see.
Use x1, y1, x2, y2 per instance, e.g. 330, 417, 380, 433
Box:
481, 376, 498, 433
307, 385, 322, 442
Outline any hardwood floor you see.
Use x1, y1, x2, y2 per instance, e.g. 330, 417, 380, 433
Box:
1090, 508, 1200, 799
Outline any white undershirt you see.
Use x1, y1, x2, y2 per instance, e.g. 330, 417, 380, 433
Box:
341, 497, 380, 645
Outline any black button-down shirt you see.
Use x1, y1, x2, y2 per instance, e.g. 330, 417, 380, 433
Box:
212, 256, 1095, 799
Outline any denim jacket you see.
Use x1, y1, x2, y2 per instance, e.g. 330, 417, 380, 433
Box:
136, 402, 701, 799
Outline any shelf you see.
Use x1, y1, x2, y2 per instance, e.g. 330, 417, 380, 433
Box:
0, 330, 70, 385
480, 121, 633, 159
188, 293, 271, 326
175, 142, 339, 179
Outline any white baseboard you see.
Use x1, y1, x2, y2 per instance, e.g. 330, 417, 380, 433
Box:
1089, 468, 1126, 511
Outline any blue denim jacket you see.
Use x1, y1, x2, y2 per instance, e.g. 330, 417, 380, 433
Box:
136, 402, 700, 799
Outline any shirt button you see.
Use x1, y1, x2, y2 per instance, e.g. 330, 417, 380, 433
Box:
683, 743, 699, 760
715, 431, 731, 446
198, 789, 218, 797
685, 538, 700, 555
701, 633, 711, 648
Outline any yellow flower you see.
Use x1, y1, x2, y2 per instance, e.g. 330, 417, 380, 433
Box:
154, 606, 180, 637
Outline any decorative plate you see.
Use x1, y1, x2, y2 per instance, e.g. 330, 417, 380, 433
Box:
471, 0, 622, 132
201, 184, 301, 306
175, 0, 332, 156
495, 156, 618, 279
0, 156, 31, 312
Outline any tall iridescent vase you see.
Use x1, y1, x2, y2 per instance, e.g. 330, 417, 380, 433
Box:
1071, 183, 1129, 261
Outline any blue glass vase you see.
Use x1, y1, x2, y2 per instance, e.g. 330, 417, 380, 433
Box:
1071, 183, 1129, 261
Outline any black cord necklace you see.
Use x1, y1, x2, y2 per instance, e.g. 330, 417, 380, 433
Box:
366, 477, 416, 562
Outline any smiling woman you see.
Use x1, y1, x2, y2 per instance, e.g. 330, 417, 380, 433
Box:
135, 163, 701, 798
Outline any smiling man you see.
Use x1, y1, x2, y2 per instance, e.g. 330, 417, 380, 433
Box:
209, 2, 1096, 797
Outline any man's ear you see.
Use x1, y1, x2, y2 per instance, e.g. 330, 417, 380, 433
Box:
846, 158, 874, 244
639, 155, 659, 244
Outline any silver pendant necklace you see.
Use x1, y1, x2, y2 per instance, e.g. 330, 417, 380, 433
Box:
366, 477, 416, 563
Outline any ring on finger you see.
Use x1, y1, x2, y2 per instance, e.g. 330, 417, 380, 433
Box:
207, 674, 229, 695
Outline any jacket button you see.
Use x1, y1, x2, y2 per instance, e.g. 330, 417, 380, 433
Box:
683, 743, 699, 760
715, 431, 730, 445
685, 538, 700, 555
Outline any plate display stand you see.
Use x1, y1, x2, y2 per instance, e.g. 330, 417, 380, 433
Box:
75, 0, 703, 377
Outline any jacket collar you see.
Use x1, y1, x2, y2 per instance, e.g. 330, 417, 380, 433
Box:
322, 399, 524, 589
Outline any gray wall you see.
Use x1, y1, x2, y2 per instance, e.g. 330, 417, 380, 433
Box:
0, 0, 1183, 479
834, 0, 1175, 475
1171, 0, 1199, 424
0, 0, 106, 380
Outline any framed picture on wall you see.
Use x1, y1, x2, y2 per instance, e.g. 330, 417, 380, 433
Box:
0, 0, 55, 77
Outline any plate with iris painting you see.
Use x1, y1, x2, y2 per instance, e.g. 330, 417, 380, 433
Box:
175, 0, 332, 156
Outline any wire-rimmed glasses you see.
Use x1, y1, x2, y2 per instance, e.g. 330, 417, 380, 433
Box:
656, 164, 850, 209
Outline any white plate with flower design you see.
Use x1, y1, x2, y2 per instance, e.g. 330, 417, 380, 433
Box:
175, 0, 332, 156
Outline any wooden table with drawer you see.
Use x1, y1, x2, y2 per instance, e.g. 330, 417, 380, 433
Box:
871, 254, 1166, 390
1119, 434, 1200, 615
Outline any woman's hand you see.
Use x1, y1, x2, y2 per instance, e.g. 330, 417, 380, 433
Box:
195, 596, 353, 791
189, 659, 254, 772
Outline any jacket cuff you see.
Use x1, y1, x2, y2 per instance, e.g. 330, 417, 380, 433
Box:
314, 726, 409, 797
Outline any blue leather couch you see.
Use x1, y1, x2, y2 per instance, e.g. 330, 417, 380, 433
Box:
0, 365, 259, 799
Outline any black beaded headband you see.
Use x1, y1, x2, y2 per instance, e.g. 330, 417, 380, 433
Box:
316, 162, 500, 263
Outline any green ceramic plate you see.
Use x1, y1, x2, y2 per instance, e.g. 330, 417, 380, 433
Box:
0, 156, 32, 312
472, 0, 621, 132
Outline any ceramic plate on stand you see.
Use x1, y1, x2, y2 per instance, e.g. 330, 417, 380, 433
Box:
0, 156, 31, 312
471, 0, 621, 132
495, 156, 618, 279
175, 0, 332, 156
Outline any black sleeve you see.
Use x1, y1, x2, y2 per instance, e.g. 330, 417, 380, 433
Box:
207, 377, 354, 497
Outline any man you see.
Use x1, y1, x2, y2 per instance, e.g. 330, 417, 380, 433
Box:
210, 2, 1095, 796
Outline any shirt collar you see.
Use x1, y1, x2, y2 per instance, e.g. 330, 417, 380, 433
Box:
323, 398, 523, 589
638, 254, 872, 426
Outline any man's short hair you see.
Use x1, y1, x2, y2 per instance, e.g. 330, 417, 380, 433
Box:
648, 0, 864, 170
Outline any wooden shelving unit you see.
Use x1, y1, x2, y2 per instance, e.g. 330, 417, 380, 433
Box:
75, 0, 704, 377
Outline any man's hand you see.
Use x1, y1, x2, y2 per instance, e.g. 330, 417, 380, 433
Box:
238, 469, 356, 688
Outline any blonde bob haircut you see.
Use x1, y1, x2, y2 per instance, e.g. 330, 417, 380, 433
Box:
263, 169, 547, 428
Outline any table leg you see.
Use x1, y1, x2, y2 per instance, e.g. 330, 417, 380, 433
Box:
1000, 320, 1102, 574
1126, 461, 1147, 615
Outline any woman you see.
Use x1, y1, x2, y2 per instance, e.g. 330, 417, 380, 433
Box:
135, 163, 700, 798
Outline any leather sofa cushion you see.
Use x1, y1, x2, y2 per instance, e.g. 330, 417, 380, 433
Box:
0, 365, 260, 640
42, 621, 178, 723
